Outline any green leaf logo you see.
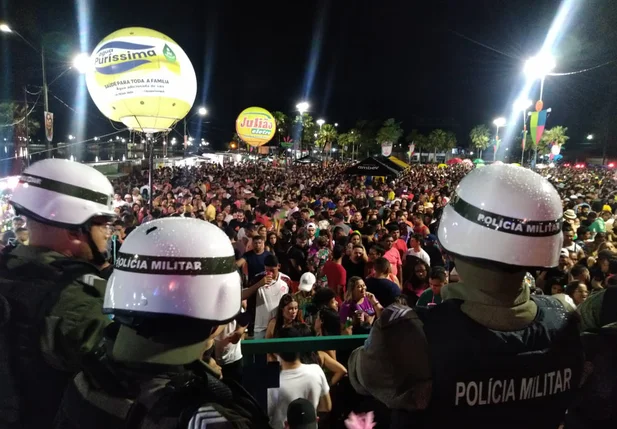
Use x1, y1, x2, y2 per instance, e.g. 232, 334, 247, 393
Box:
163, 44, 176, 62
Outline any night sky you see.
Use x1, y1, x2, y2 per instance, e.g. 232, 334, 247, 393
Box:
2, 0, 617, 154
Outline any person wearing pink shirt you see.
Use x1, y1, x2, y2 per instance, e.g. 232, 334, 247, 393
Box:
381, 234, 403, 285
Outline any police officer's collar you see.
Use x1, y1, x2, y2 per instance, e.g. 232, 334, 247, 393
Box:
443, 257, 537, 331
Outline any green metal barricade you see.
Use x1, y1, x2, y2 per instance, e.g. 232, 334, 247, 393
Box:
241, 335, 368, 410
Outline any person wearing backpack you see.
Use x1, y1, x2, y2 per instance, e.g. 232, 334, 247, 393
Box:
0, 159, 117, 428
53, 218, 271, 429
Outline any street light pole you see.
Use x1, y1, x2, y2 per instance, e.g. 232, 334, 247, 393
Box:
513, 98, 532, 165
521, 110, 528, 165
1, 24, 89, 160
492, 117, 506, 162
296, 101, 309, 160
182, 107, 207, 158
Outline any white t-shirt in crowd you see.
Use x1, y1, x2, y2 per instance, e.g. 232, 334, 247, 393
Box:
563, 242, 583, 254
406, 247, 431, 266
267, 363, 329, 429
214, 318, 243, 366
254, 273, 290, 334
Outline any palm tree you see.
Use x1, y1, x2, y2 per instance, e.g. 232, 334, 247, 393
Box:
316, 123, 338, 155
534, 125, 569, 164
444, 131, 457, 155
406, 129, 421, 163
339, 128, 360, 160
469, 125, 491, 159
295, 113, 316, 152
0, 102, 41, 142
541, 126, 569, 148
376, 118, 403, 149
428, 129, 448, 162
355, 119, 381, 156
272, 111, 289, 145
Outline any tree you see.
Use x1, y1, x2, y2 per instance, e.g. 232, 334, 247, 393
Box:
541, 126, 569, 148
295, 113, 316, 151
316, 123, 338, 153
272, 111, 289, 145
338, 128, 360, 160
376, 118, 403, 147
406, 129, 428, 163
428, 129, 448, 162
469, 125, 491, 159
444, 131, 457, 154
0, 102, 41, 142
527, 126, 569, 164
355, 119, 381, 155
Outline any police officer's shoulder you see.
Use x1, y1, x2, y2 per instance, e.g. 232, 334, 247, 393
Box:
378, 304, 423, 328
578, 288, 608, 332
186, 403, 247, 428
75, 273, 107, 297
550, 293, 578, 313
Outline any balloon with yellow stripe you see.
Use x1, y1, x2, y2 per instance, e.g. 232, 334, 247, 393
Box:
85, 27, 197, 133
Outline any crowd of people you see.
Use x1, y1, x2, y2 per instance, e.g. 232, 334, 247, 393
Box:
2, 157, 617, 428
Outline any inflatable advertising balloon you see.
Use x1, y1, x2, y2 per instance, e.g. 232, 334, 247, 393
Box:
235, 107, 275, 146
85, 27, 197, 133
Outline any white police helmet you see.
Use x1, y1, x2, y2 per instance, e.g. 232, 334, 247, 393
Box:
104, 218, 241, 323
10, 159, 115, 228
438, 164, 563, 268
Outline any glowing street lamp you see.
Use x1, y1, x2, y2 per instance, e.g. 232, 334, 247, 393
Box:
184, 106, 208, 157
492, 117, 506, 162
316, 119, 325, 128
295, 101, 310, 159
72, 53, 90, 74
493, 117, 506, 129
296, 101, 309, 115
587, 134, 594, 140
524, 53, 556, 101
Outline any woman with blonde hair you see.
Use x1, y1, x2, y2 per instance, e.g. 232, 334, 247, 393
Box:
339, 276, 383, 335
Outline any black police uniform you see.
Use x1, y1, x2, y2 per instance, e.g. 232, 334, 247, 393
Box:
0, 246, 105, 429
393, 295, 584, 429
54, 354, 271, 429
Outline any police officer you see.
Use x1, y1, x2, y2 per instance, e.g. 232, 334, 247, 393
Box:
348, 165, 584, 429
54, 217, 270, 428
0, 159, 116, 428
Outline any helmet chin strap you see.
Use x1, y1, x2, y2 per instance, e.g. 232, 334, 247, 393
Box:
83, 227, 107, 266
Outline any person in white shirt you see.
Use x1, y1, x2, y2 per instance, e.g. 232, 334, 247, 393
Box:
405, 233, 431, 266
214, 309, 250, 384
241, 254, 290, 339
112, 193, 128, 209
268, 326, 331, 429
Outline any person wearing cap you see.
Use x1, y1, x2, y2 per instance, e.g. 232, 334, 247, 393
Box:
348, 165, 583, 429
330, 212, 351, 236
0, 159, 117, 428
54, 218, 269, 428
285, 398, 318, 429
295, 272, 316, 322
